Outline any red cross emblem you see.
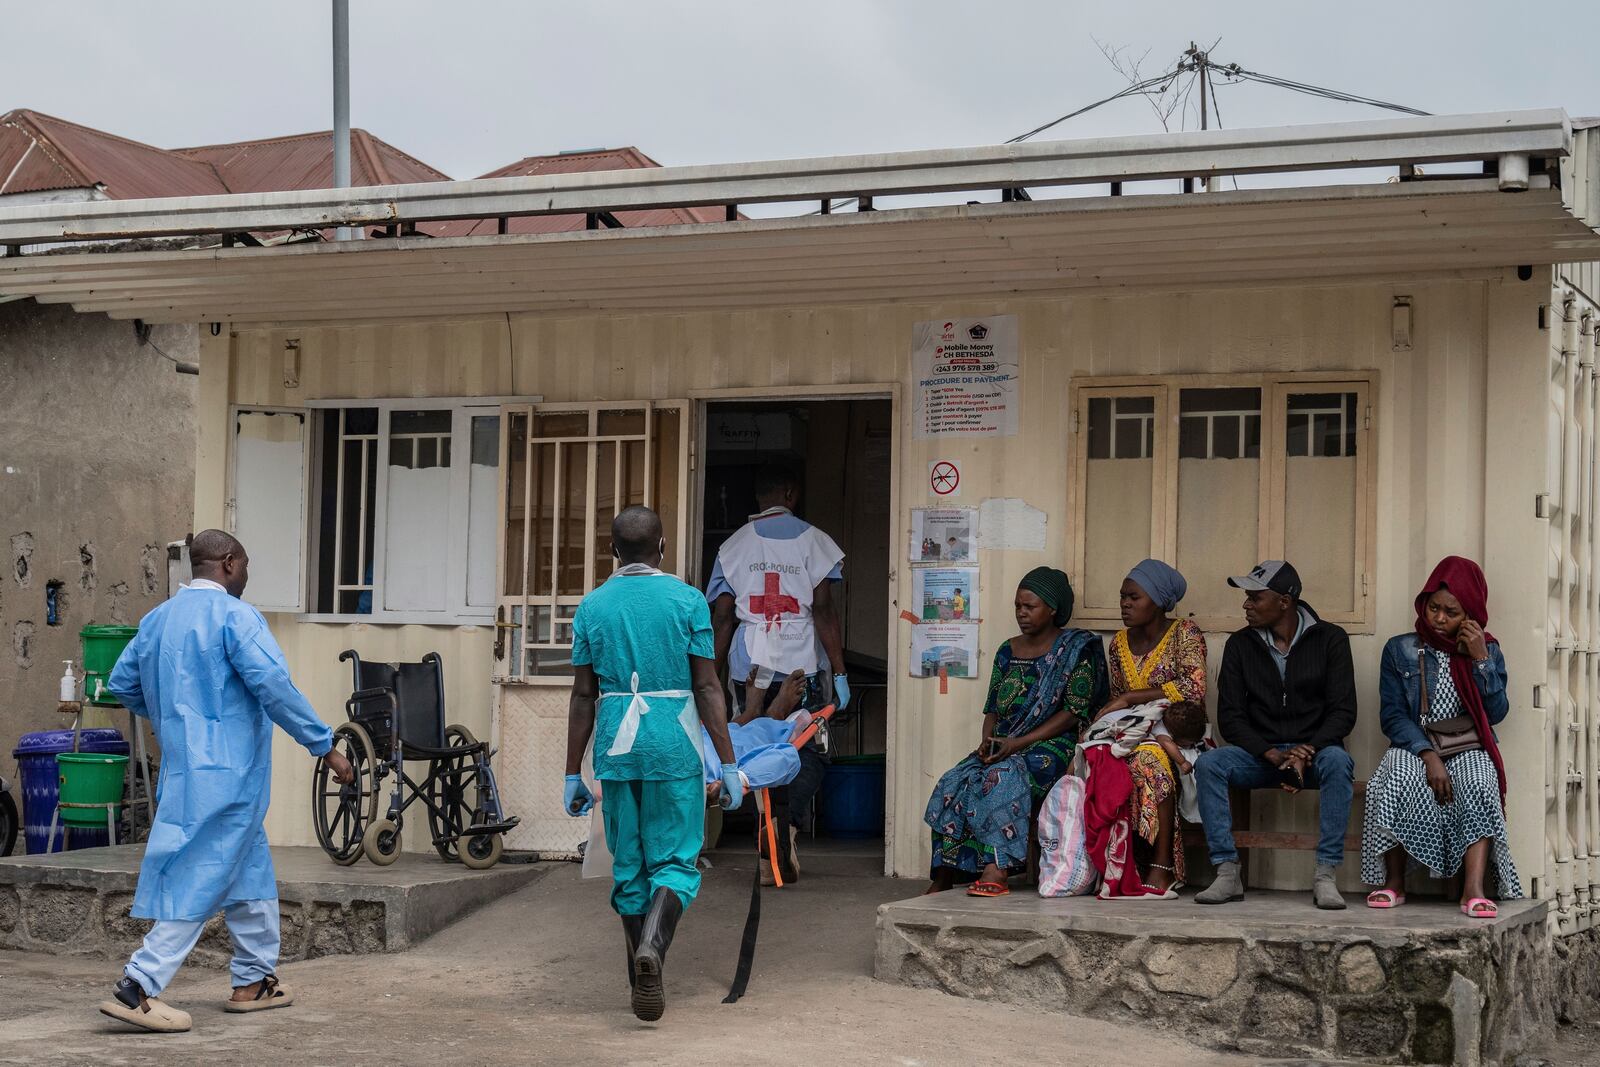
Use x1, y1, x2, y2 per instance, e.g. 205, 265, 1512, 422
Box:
749, 571, 799, 630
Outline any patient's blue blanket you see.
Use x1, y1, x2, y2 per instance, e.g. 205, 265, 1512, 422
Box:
700, 716, 803, 790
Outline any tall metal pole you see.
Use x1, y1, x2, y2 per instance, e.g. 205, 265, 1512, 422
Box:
333, 0, 353, 240
1197, 46, 1208, 191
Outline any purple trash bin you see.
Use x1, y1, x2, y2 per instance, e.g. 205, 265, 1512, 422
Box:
13, 728, 129, 854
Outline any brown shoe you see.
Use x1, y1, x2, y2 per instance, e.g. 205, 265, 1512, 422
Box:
787, 825, 801, 879
759, 856, 776, 887
99, 978, 192, 1033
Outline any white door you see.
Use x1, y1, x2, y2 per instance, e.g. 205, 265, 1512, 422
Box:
491, 402, 691, 856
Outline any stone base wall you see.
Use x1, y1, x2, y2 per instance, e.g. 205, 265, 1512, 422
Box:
0, 882, 387, 966
877, 905, 1552, 1066
1551, 926, 1600, 1025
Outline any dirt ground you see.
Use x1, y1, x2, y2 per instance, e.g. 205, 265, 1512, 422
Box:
0, 842, 1590, 1067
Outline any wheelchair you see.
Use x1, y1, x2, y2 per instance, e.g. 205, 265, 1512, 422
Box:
312, 650, 518, 869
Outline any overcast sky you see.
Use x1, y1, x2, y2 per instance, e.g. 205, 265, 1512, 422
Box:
6, 1, 1596, 179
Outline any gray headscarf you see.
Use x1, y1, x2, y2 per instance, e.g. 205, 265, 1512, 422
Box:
1127, 558, 1187, 612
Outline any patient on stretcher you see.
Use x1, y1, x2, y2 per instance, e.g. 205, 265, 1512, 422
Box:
697, 667, 812, 797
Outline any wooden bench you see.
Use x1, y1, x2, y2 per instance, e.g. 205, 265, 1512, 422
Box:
1021, 781, 1365, 887
1181, 781, 1366, 861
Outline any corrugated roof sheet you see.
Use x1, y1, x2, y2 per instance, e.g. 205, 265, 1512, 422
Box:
1, 109, 227, 198
1, 110, 733, 241
0, 109, 450, 201
174, 128, 450, 193
425, 147, 732, 238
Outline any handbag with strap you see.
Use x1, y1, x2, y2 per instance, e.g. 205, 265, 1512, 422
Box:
1419, 650, 1483, 759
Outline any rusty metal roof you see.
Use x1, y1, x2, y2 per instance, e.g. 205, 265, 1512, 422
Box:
0, 112, 730, 243
0, 109, 450, 202
174, 128, 450, 193
425, 147, 732, 238
0, 109, 228, 198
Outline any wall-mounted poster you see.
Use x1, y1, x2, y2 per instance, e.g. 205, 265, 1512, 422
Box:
911, 507, 978, 563
910, 623, 981, 679
911, 314, 1020, 438
914, 566, 979, 622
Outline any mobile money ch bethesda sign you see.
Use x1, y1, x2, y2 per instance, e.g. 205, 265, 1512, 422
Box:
911, 315, 1020, 438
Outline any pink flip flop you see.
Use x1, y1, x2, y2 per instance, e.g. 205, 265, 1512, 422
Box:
1461, 897, 1498, 919
1365, 889, 1405, 909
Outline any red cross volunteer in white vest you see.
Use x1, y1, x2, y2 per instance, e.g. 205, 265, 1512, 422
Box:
708, 464, 848, 885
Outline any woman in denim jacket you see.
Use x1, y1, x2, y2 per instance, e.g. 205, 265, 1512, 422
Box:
1361, 557, 1521, 917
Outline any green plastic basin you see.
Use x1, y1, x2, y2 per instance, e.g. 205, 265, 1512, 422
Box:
56, 751, 127, 827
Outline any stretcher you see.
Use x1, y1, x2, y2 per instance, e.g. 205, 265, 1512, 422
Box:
722, 703, 836, 1004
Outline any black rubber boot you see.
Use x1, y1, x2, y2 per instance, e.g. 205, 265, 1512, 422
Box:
631, 887, 684, 1022
621, 914, 644, 990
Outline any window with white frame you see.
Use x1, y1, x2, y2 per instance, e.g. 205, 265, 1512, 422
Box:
1071, 374, 1375, 631
303, 402, 503, 621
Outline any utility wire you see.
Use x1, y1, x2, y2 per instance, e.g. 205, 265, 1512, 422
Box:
1204, 64, 1241, 191
1004, 67, 1189, 144
1220, 66, 1430, 116
806, 51, 1427, 215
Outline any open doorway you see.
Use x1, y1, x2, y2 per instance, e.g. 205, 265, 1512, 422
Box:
699, 397, 893, 871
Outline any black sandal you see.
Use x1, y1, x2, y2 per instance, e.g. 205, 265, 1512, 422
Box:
223, 973, 295, 1013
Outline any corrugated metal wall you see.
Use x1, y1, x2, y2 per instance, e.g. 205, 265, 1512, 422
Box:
1545, 282, 1600, 934
210, 275, 1561, 887
1560, 126, 1599, 307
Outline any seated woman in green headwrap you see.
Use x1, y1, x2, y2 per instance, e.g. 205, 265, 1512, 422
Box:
923, 567, 1110, 897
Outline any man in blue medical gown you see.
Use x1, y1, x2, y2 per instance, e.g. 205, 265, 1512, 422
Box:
98, 529, 353, 1034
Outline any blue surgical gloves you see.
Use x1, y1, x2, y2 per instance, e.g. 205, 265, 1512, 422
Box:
719, 763, 745, 811
563, 773, 594, 816
833, 673, 852, 711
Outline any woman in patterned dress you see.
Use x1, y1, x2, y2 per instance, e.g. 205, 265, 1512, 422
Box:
924, 567, 1109, 897
1092, 559, 1208, 892
1362, 557, 1520, 917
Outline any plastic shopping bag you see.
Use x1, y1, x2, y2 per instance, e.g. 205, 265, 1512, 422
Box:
581, 801, 613, 880
1036, 775, 1099, 897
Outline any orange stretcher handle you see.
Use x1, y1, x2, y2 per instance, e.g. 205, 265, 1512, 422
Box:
760, 787, 784, 889
753, 704, 837, 894
788, 703, 836, 750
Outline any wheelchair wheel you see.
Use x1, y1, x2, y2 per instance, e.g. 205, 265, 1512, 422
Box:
459, 831, 503, 870
362, 818, 403, 866
0, 790, 17, 858
425, 725, 481, 863
313, 724, 379, 866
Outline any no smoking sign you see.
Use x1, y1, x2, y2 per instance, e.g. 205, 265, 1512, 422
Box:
929, 459, 962, 498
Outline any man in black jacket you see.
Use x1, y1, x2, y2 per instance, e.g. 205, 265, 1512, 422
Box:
1194, 560, 1356, 910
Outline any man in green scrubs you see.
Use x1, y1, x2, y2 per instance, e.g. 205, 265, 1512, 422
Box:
564, 506, 740, 1022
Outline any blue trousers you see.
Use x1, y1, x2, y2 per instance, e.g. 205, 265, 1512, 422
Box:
1195, 745, 1355, 868
125, 898, 279, 996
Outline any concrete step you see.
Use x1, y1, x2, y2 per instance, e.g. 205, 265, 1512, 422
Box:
0, 845, 546, 965
876, 888, 1549, 1065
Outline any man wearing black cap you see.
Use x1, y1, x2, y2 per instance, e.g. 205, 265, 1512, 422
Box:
1194, 560, 1357, 910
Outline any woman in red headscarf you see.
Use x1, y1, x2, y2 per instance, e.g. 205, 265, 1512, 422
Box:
1361, 557, 1521, 917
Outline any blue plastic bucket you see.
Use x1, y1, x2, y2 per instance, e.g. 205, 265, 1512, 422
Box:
817, 755, 885, 839
13, 728, 129, 853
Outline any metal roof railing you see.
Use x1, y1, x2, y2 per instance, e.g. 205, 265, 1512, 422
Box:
0, 109, 1576, 250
